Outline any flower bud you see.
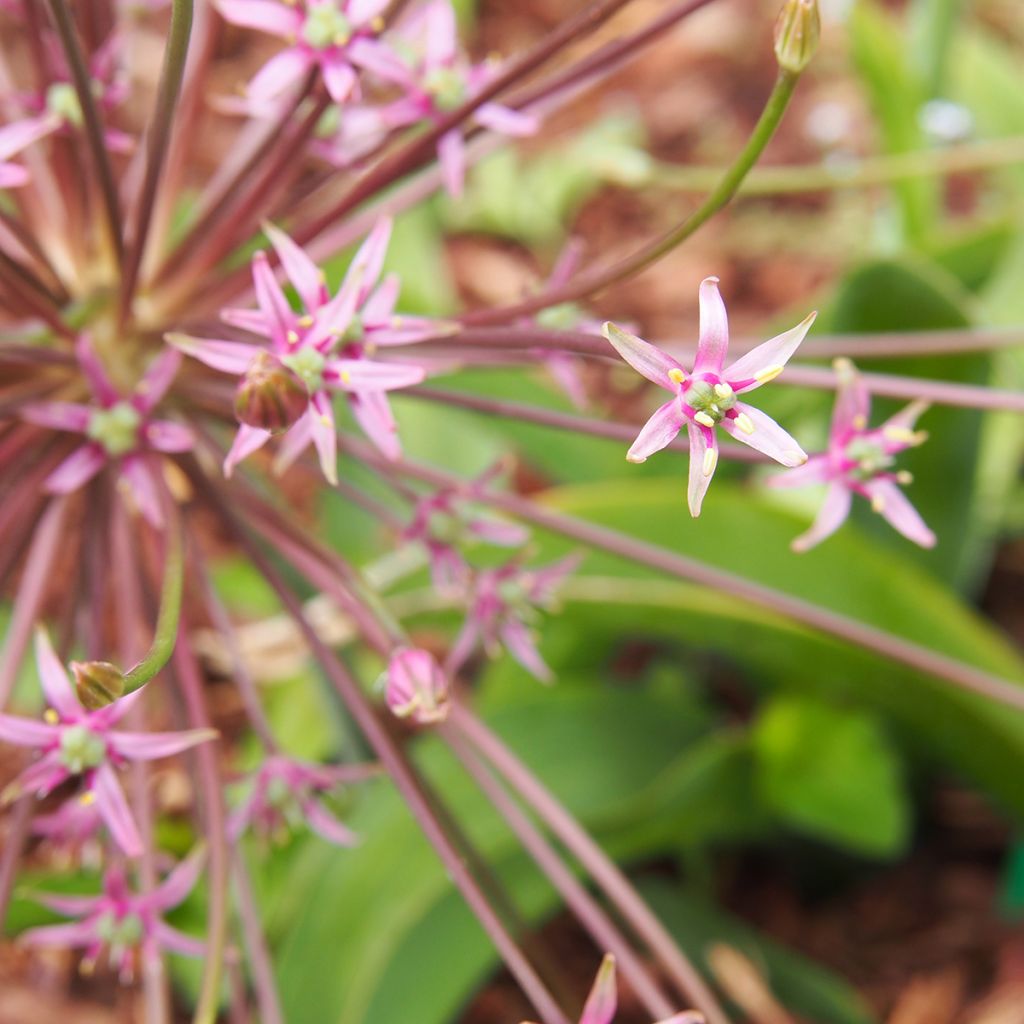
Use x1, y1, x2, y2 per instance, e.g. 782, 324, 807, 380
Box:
774, 0, 820, 74
234, 351, 308, 434
385, 648, 449, 725
71, 661, 125, 710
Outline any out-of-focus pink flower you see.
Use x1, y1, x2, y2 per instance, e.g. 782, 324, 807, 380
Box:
448, 555, 581, 682
168, 219, 428, 481
21, 335, 193, 528
21, 851, 205, 980
0, 116, 61, 188
375, 0, 537, 196
769, 357, 935, 551
604, 277, 816, 516
229, 753, 376, 845
0, 630, 216, 858
385, 647, 449, 724
217, 0, 397, 105
522, 955, 703, 1024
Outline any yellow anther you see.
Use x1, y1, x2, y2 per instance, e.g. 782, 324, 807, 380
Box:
702, 447, 718, 477
853, 415, 868, 429
713, 383, 732, 399
370, 15, 384, 30
754, 364, 784, 384
871, 494, 885, 513
734, 412, 755, 435
319, 415, 331, 426
667, 368, 686, 385
694, 411, 715, 428
340, 369, 352, 384
80, 790, 97, 806
286, 330, 300, 345
297, 315, 314, 328
43, 708, 59, 724
896, 470, 913, 485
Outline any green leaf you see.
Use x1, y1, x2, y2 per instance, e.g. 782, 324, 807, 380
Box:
753, 696, 911, 856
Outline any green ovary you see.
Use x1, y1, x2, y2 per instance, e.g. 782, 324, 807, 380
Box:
423, 67, 467, 112
302, 4, 352, 50
684, 379, 736, 424
87, 402, 141, 457
46, 82, 84, 126
59, 724, 107, 774
281, 347, 326, 392
96, 911, 144, 947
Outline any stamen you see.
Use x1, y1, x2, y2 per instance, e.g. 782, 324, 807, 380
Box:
694, 411, 715, 428
896, 470, 913, 484
713, 383, 732, 400
667, 368, 686, 385
43, 708, 59, 724
853, 415, 868, 429
754, 364, 784, 384
871, 494, 886, 513
702, 447, 718, 476
297, 315, 314, 328
286, 330, 300, 345
734, 412, 755, 434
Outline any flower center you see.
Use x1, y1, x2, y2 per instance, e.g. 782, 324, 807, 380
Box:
844, 438, 893, 480
302, 3, 352, 50
684, 378, 735, 425
429, 510, 465, 545
96, 910, 144, 948
423, 67, 467, 112
281, 347, 326, 392
59, 724, 107, 773
46, 82, 84, 126
87, 402, 141, 457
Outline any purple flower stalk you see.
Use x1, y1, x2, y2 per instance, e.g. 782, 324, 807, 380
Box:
0, 629, 216, 857
216, 0, 395, 104
604, 277, 816, 516
20, 335, 193, 527
448, 555, 581, 683
376, 0, 538, 196
230, 753, 376, 845
770, 357, 935, 551
22, 851, 205, 980
168, 218, 428, 481
385, 647, 450, 724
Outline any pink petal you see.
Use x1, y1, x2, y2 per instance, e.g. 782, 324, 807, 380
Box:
272, 410, 313, 474
349, 389, 400, 460
0, 114, 60, 161
45, 444, 106, 494
0, 713, 59, 746
830, 358, 871, 437
324, 357, 424, 391
361, 274, 400, 325
348, 0, 388, 24
864, 479, 936, 548
499, 618, 552, 683
580, 955, 617, 1024
720, 403, 806, 467
880, 399, 929, 442
764, 453, 831, 489
303, 799, 359, 846
344, 216, 392, 307
603, 322, 686, 391
303, 283, 361, 349
21, 401, 91, 433
252, 249, 294, 339
418, 0, 458, 65
217, 0, 300, 36
437, 129, 465, 198
151, 920, 206, 958
724, 311, 816, 393
0, 163, 29, 188
791, 483, 852, 553
686, 421, 717, 518
248, 47, 313, 103
33, 890, 102, 916
20, 921, 99, 949
446, 616, 480, 676
322, 60, 357, 105
308, 391, 337, 484
135, 347, 182, 412
119, 455, 164, 528
625, 398, 684, 464
347, 38, 410, 84
144, 419, 194, 453
165, 333, 262, 374
221, 307, 270, 336
76, 334, 120, 406
109, 727, 217, 761
150, 848, 205, 911
34, 628, 82, 719
91, 762, 143, 857
693, 276, 729, 375
264, 221, 326, 312
475, 102, 538, 137
224, 424, 271, 477
7, 752, 69, 798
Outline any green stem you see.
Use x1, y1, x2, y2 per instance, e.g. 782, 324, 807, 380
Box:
462, 69, 800, 325
121, 515, 185, 696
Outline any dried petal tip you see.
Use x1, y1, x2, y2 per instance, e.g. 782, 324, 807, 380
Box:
234, 351, 308, 433
386, 648, 450, 725
774, 0, 820, 73
71, 661, 125, 710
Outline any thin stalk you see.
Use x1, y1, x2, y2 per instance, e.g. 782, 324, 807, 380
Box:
461, 69, 802, 325
0, 250, 74, 339
232, 852, 285, 1024
45, 0, 123, 260
443, 726, 679, 1021
119, 0, 194, 322
451, 705, 730, 1024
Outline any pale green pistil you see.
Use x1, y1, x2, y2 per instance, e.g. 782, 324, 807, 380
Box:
684, 379, 735, 425
46, 82, 83, 126
302, 4, 352, 50
59, 724, 107, 773
423, 67, 467, 112
96, 911, 144, 947
281, 348, 326, 392
845, 438, 892, 480
87, 402, 141, 457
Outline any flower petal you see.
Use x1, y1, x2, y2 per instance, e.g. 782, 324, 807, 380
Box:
91, 762, 143, 857
44, 444, 106, 494
119, 455, 164, 528
308, 391, 337, 484
109, 727, 217, 761
475, 102, 538, 137
686, 421, 718, 518
0, 114, 61, 162
721, 403, 806, 467
150, 848, 205, 911
437, 129, 465, 198
164, 333, 263, 375
264, 221, 325, 312
498, 618, 552, 683
349, 389, 400, 460
724, 311, 816, 392
135, 348, 182, 412
831, 357, 871, 436
791, 483, 852, 553
0, 713, 60, 746
361, 274, 400, 326
144, 420, 194, 453
21, 401, 91, 433
20, 921, 99, 949
322, 60, 358, 106
864, 479, 936, 548
580, 954, 617, 1024
224, 424, 271, 477
302, 798, 360, 846
252, 250, 294, 340
76, 335, 120, 406
34, 627, 82, 719
272, 410, 313, 474
324, 357, 424, 391
248, 47, 313, 103
693, 276, 729, 375
603, 322, 686, 391
764, 453, 831, 489
216, 0, 299, 35
345, 216, 392, 306
625, 398, 684, 463
151, 920, 207, 958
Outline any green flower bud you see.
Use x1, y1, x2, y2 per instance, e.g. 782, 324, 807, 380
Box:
71, 660, 126, 710
774, 0, 820, 74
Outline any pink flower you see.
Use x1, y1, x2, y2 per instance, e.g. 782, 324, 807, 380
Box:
448, 555, 581, 683
229, 754, 376, 845
21, 851, 206, 980
522, 955, 702, 1024
604, 277, 816, 516
0, 630, 216, 857
769, 357, 935, 552
217, 0, 397, 105
385, 647, 450, 724
0, 116, 61, 188
168, 219, 428, 482
21, 335, 193, 527
375, 0, 537, 196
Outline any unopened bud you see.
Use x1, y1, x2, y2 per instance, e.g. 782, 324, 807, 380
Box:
71, 661, 125, 710
774, 0, 820, 74
234, 351, 308, 433
385, 648, 449, 725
